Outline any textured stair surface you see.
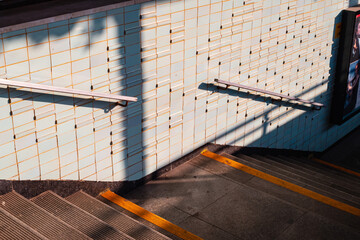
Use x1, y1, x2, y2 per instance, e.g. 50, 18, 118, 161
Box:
66, 191, 171, 240
0, 207, 47, 240
31, 191, 134, 240
223, 153, 360, 208
251, 154, 360, 201
0, 149, 359, 240
0, 191, 90, 240
281, 155, 360, 186
261, 154, 360, 196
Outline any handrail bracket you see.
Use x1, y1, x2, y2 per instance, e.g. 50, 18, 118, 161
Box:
117, 100, 129, 107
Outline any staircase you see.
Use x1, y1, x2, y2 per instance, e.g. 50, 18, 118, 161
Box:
222, 151, 360, 211
187, 149, 360, 239
1, 149, 359, 240
0, 190, 172, 240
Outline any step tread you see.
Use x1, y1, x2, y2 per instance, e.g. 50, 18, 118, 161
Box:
280, 155, 360, 186
0, 191, 91, 240
253, 154, 360, 198
97, 196, 184, 240
222, 153, 360, 208
0, 207, 47, 240
261, 154, 360, 196
31, 191, 134, 240
66, 191, 171, 240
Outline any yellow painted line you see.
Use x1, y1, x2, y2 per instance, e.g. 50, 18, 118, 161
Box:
101, 190, 203, 240
200, 149, 360, 216
311, 157, 360, 178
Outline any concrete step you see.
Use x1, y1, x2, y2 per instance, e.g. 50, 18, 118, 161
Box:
222, 153, 360, 208
253, 154, 360, 197
198, 153, 360, 231
261, 154, 360, 197
0, 207, 47, 240
31, 191, 134, 240
0, 191, 90, 240
97, 196, 183, 240
66, 191, 171, 240
279, 155, 360, 187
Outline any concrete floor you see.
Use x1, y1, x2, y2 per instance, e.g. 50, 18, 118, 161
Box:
321, 125, 360, 171
123, 154, 360, 240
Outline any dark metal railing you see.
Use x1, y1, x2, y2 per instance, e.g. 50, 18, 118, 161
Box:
214, 79, 324, 110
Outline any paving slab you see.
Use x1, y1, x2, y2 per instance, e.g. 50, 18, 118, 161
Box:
275, 212, 360, 240
188, 155, 254, 185
125, 161, 239, 216
246, 176, 360, 231
196, 184, 305, 240
121, 190, 190, 225
124, 154, 360, 240
178, 216, 240, 240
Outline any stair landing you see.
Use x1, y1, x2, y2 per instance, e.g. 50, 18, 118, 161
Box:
0, 149, 359, 240
120, 152, 360, 240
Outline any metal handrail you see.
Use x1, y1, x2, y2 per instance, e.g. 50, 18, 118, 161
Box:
0, 78, 137, 106
214, 79, 324, 110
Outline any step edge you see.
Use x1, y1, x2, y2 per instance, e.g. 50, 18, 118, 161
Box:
253, 154, 360, 198
221, 153, 360, 208
66, 190, 172, 240
280, 155, 360, 184
32, 190, 136, 240
0, 207, 49, 240
262, 154, 360, 194
1, 191, 92, 240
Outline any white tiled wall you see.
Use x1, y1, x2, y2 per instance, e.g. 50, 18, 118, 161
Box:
0, 0, 359, 181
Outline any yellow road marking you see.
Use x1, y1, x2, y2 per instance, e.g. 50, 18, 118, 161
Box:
311, 157, 360, 178
101, 190, 203, 240
201, 149, 360, 216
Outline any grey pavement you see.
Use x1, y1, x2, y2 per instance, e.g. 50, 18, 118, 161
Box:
123, 154, 360, 240
321, 125, 360, 171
